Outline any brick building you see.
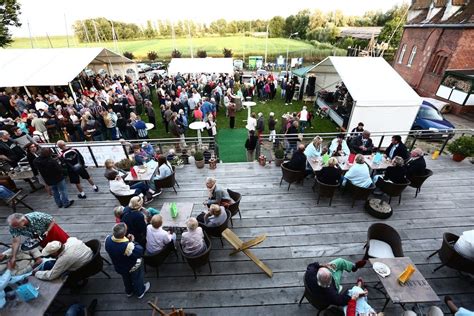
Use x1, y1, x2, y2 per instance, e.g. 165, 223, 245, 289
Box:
394, 0, 474, 114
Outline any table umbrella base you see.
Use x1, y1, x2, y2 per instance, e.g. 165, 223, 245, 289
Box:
366, 198, 393, 219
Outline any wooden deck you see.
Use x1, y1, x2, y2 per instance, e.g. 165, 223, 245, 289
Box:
1, 156, 473, 315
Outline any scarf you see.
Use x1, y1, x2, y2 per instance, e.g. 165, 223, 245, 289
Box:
207, 184, 216, 199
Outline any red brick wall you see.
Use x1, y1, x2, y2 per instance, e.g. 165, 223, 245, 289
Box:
449, 29, 474, 69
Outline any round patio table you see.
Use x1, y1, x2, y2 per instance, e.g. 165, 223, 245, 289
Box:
145, 123, 154, 130
242, 101, 257, 119
189, 121, 207, 147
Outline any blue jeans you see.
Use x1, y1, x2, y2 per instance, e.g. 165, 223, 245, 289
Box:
131, 182, 149, 196
120, 263, 145, 296
51, 179, 70, 207
0, 186, 15, 200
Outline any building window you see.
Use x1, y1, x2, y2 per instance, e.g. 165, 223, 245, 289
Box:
398, 44, 407, 64
407, 46, 417, 67
429, 51, 449, 76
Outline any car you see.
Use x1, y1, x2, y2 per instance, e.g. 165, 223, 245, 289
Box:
233, 59, 244, 71
256, 68, 267, 77
146, 69, 168, 80
411, 102, 455, 139
136, 63, 151, 73
150, 62, 164, 70
278, 71, 292, 82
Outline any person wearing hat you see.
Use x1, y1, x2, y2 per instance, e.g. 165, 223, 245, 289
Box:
141, 142, 155, 157
33, 237, 93, 281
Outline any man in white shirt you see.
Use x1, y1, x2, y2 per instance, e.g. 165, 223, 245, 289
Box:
146, 215, 175, 255
246, 112, 257, 132
107, 170, 159, 202
35, 100, 49, 112
298, 106, 308, 132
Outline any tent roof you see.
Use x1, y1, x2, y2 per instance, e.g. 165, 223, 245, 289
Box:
168, 58, 234, 75
0, 48, 134, 87
312, 57, 422, 106
292, 65, 316, 77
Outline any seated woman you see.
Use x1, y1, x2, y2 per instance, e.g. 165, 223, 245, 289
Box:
104, 158, 127, 180
145, 215, 176, 255
153, 155, 173, 181
204, 177, 234, 209
121, 196, 149, 248
343, 154, 372, 188
406, 148, 426, 177
133, 144, 151, 166
304, 136, 326, 159
181, 217, 207, 256
141, 141, 155, 157
317, 157, 342, 185
373, 156, 407, 187
107, 170, 159, 204
344, 278, 379, 316
197, 204, 228, 228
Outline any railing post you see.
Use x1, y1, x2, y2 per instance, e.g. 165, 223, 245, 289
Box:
122, 145, 129, 160
377, 135, 385, 151
439, 137, 450, 155
409, 135, 417, 152
87, 146, 99, 167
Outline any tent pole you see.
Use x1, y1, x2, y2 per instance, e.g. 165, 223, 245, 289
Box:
24, 86, 32, 98
69, 82, 78, 105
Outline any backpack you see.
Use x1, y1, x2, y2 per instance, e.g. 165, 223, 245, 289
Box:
62, 149, 83, 172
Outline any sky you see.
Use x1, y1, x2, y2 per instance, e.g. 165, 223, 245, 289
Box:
12, 0, 408, 38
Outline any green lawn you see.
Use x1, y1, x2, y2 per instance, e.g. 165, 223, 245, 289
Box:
10, 35, 343, 60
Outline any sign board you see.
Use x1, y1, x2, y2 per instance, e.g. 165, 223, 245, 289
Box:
276, 56, 285, 66
73, 144, 127, 167
248, 56, 263, 70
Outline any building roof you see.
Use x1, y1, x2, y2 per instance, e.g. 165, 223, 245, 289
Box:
292, 65, 316, 77
0, 48, 133, 87
167, 58, 234, 75
338, 27, 383, 39
407, 0, 474, 26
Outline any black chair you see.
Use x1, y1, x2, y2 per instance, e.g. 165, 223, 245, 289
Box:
179, 232, 212, 279
110, 190, 135, 207
200, 210, 231, 247
427, 232, 474, 275
143, 241, 179, 278
345, 181, 376, 208
280, 163, 306, 191
67, 239, 111, 288
227, 189, 242, 227
313, 179, 339, 206
299, 271, 330, 315
363, 223, 404, 259
407, 169, 433, 198
378, 180, 410, 205
3, 189, 33, 212
154, 166, 180, 194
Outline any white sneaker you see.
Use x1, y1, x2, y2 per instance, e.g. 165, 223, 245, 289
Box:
138, 282, 150, 299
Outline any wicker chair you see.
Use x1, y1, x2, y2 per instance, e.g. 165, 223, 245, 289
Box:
407, 169, 433, 198
3, 189, 33, 212
298, 271, 330, 315
363, 223, 404, 259
227, 189, 242, 227
143, 241, 179, 277
427, 232, 474, 275
179, 232, 212, 279
280, 163, 306, 191
110, 190, 135, 207
313, 179, 339, 206
345, 181, 376, 208
200, 210, 231, 247
378, 180, 411, 205
154, 166, 180, 194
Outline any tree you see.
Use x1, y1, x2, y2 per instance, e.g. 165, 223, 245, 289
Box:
147, 51, 158, 61
223, 48, 232, 58
171, 49, 182, 58
209, 19, 227, 36
144, 20, 156, 39
197, 50, 207, 58
378, 4, 409, 48
123, 51, 135, 60
268, 16, 285, 38
0, 0, 21, 47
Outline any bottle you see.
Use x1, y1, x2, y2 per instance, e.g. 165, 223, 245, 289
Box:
130, 167, 138, 178
431, 150, 440, 160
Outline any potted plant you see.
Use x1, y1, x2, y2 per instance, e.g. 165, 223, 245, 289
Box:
274, 147, 285, 167
447, 136, 474, 162
194, 151, 205, 168
115, 158, 135, 170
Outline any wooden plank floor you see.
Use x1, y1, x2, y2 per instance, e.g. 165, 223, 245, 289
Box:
1, 156, 473, 315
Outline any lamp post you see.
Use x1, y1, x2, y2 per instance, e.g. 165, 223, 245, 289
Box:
286, 32, 298, 75
264, 23, 269, 65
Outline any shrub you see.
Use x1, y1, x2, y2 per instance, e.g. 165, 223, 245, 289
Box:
274, 147, 285, 159
147, 51, 158, 61
171, 49, 182, 58
194, 151, 204, 161
123, 51, 135, 60
115, 158, 135, 170
223, 48, 233, 58
197, 50, 207, 58
447, 136, 474, 157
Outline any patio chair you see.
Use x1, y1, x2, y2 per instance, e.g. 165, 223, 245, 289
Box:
3, 189, 33, 212
378, 180, 411, 205
313, 179, 339, 206
345, 181, 375, 208
67, 239, 111, 288
299, 271, 330, 315
427, 232, 474, 275
110, 190, 135, 207
407, 169, 433, 198
363, 223, 404, 259
200, 210, 231, 247
227, 189, 242, 227
154, 169, 180, 194
144, 242, 179, 278
280, 163, 306, 191
179, 232, 212, 279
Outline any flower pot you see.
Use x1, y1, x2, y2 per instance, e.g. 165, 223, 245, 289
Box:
452, 153, 466, 162
274, 158, 284, 167
195, 159, 205, 168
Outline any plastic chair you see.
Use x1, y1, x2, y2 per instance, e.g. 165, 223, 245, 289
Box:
200, 210, 231, 247
363, 223, 404, 259
179, 232, 212, 279
143, 242, 179, 278
427, 232, 474, 274
110, 190, 135, 207
407, 169, 433, 198
378, 180, 411, 205
298, 271, 330, 315
313, 179, 339, 206
227, 189, 242, 227
345, 181, 376, 208
280, 163, 306, 191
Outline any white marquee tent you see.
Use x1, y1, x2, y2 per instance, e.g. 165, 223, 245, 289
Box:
168, 58, 234, 75
0, 48, 137, 88
311, 56, 422, 146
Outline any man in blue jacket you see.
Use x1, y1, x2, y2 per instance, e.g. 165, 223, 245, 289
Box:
105, 223, 150, 299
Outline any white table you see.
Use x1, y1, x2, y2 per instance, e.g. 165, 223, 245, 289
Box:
124, 159, 158, 182
160, 202, 194, 231
308, 155, 392, 172
189, 121, 207, 147
242, 101, 257, 119
145, 123, 154, 130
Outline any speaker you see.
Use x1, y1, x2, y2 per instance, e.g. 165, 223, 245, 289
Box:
306, 76, 316, 96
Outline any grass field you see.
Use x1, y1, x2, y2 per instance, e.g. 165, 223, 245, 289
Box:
10, 35, 344, 60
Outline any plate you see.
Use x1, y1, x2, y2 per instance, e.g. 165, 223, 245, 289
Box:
373, 262, 391, 277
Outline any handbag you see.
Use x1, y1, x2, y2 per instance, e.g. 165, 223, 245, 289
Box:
16, 283, 39, 302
